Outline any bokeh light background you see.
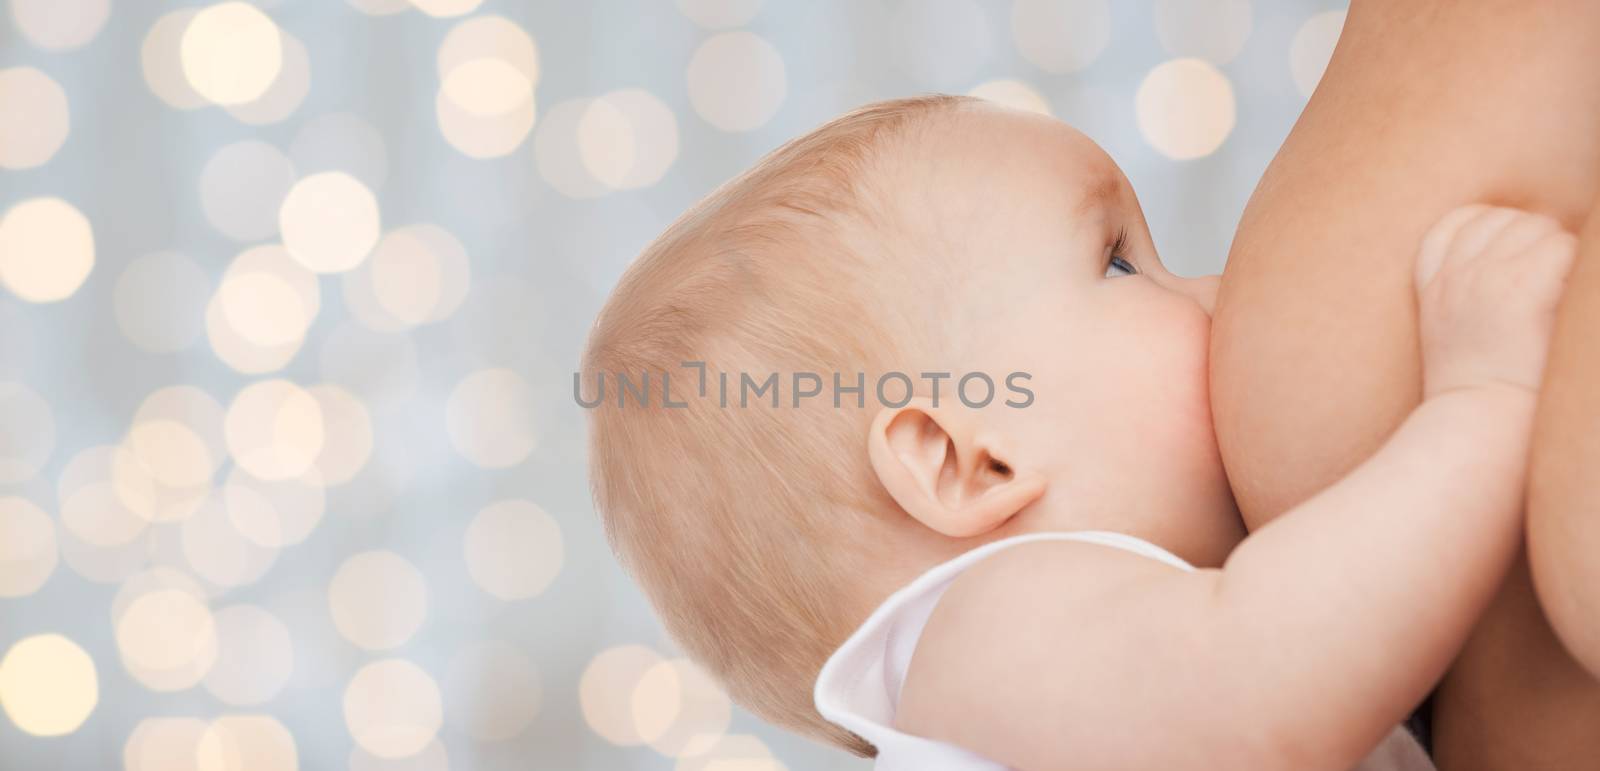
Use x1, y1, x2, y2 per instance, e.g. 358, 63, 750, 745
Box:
0, 0, 1348, 768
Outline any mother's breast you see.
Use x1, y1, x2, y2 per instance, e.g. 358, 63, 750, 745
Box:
1213, 0, 1600, 528
1210, 1, 1600, 768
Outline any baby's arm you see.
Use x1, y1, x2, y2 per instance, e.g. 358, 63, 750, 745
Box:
896, 206, 1576, 771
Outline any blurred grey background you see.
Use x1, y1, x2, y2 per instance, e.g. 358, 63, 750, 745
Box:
0, 0, 1346, 768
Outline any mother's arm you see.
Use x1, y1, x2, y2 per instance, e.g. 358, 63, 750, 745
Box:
1529, 202, 1600, 680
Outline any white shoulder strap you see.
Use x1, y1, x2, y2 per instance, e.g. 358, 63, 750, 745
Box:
814, 531, 1191, 768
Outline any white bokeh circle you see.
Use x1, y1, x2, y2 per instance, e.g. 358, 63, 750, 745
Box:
686, 32, 786, 132
445, 369, 536, 468
1136, 58, 1237, 160
329, 550, 428, 650
0, 197, 95, 303
0, 634, 98, 737
9, 0, 110, 51
0, 67, 69, 169
180, 1, 284, 106
1011, 0, 1111, 74
0, 496, 57, 597
344, 658, 444, 760
1291, 10, 1347, 98
462, 499, 563, 600
279, 171, 382, 274
0, 382, 54, 484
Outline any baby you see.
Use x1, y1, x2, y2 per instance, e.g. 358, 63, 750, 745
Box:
579, 96, 1575, 770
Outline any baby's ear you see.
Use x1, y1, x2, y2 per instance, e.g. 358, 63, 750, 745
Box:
867, 397, 1047, 538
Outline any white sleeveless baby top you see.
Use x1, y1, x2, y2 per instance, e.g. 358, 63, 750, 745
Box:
813, 531, 1436, 771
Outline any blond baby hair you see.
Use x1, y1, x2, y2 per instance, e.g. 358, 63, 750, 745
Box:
582, 95, 977, 756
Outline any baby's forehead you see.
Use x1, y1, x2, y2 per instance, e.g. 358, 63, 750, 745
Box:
869, 110, 1127, 249
881, 106, 1126, 215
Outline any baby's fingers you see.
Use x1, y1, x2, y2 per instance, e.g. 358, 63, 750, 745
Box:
1417, 204, 1497, 288
1484, 212, 1567, 266
1509, 230, 1580, 301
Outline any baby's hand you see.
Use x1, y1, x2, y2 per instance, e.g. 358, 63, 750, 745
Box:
1416, 204, 1577, 399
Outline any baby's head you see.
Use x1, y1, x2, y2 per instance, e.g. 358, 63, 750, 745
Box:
581, 96, 1242, 754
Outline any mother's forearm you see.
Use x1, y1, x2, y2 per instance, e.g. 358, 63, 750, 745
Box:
1528, 200, 1600, 679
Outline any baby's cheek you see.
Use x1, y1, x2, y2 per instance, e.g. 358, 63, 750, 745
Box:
1165, 302, 1215, 389
1129, 311, 1218, 452
1118, 285, 1215, 379
1178, 323, 1222, 447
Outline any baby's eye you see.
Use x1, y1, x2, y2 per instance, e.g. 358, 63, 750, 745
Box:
1105, 255, 1137, 278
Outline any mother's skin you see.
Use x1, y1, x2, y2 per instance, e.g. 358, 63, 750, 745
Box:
1211, 2, 1600, 769
1529, 212, 1600, 677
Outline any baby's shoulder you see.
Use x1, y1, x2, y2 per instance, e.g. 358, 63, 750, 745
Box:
894, 537, 1201, 755
909, 536, 1191, 675
941, 535, 1183, 607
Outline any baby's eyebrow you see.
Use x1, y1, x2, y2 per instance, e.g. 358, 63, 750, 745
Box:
1075, 173, 1122, 215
